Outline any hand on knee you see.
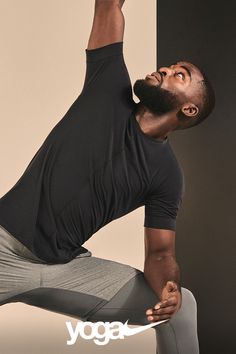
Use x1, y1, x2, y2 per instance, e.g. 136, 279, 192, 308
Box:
146, 281, 182, 322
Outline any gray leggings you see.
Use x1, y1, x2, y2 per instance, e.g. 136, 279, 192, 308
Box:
0, 225, 199, 354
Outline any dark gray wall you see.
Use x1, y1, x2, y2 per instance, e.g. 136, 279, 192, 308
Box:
157, 1, 236, 353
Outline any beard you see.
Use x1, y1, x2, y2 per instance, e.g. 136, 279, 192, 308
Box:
133, 79, 180, 115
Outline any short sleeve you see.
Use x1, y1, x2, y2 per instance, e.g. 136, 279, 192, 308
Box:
144, 166, 185, 231
85, 41, 124, 63
81, 41, 132, 96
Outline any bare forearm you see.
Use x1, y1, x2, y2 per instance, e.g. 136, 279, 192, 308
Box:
95, 0, 125, 9
87, 0, 125, 49
144, 255, 181, 299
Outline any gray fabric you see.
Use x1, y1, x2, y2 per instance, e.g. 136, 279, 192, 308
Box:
155, 288, 199, 354
0, 225, 140, 303
88, 273, 199, 354
8, 287, 108, 321
0, 224, 199, 353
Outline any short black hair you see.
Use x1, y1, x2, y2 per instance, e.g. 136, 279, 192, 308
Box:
193, 71, 216, 127
176, 62, 216, 128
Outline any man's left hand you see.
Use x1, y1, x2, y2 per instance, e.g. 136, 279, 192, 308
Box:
146, 281, 182, 322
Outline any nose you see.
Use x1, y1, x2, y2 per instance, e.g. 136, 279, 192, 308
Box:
158, 66, 173, 77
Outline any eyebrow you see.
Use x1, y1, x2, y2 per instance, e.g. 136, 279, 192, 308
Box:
180, 65, 192, 80
172, 63, 192, 81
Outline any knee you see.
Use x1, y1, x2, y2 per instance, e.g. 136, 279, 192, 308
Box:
179, 287, 198, 315
167, 287, 198, 331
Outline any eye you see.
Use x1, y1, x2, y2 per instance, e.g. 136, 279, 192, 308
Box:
175, 72, 185, 80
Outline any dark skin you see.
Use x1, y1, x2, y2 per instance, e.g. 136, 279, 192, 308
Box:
87, 0, 203, 323
138, 62, 205, 140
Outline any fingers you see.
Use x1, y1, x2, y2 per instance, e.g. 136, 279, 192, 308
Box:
146, 296, 178, 322
146, 309, 173, 321
147, 314, 171, 321
145, 282, 181, 322
155, 296, 177, 309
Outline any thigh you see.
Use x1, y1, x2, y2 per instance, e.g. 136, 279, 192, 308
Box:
0, 224, 150, 324
0, 225, 42, 305
9, 269, 155, 324
4, 252, 141, 321
87, 272, 160, 325
40, 255, 140, 302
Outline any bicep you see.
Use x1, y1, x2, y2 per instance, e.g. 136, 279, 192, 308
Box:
87, 2, 125, 50
144, 227, 176, 259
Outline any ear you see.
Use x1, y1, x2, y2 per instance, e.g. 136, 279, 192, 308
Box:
181, 102, 199, 117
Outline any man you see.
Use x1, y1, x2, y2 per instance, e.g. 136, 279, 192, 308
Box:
0, 0, 215, 353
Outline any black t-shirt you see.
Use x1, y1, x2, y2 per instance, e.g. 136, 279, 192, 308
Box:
0, 42, 184, 264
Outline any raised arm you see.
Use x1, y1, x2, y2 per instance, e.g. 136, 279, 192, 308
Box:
144, 227, 182, 322
87, 0, 125, 50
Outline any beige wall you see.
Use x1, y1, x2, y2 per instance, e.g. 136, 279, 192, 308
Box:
0, 0, 156, 353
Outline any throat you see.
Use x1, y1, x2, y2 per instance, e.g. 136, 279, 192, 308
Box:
135, 114, 168, 141
134, 103, 177, 141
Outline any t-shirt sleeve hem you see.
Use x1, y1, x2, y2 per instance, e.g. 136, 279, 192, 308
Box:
144, 215, 176, 231
85, 41, 123, 62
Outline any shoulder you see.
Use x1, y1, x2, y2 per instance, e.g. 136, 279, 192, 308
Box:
82, 42, 132, 95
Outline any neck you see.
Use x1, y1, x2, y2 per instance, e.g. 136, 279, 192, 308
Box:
134, 103, 179, 140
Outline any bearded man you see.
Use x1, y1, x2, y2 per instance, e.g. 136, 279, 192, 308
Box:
0, 1, 215, 353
